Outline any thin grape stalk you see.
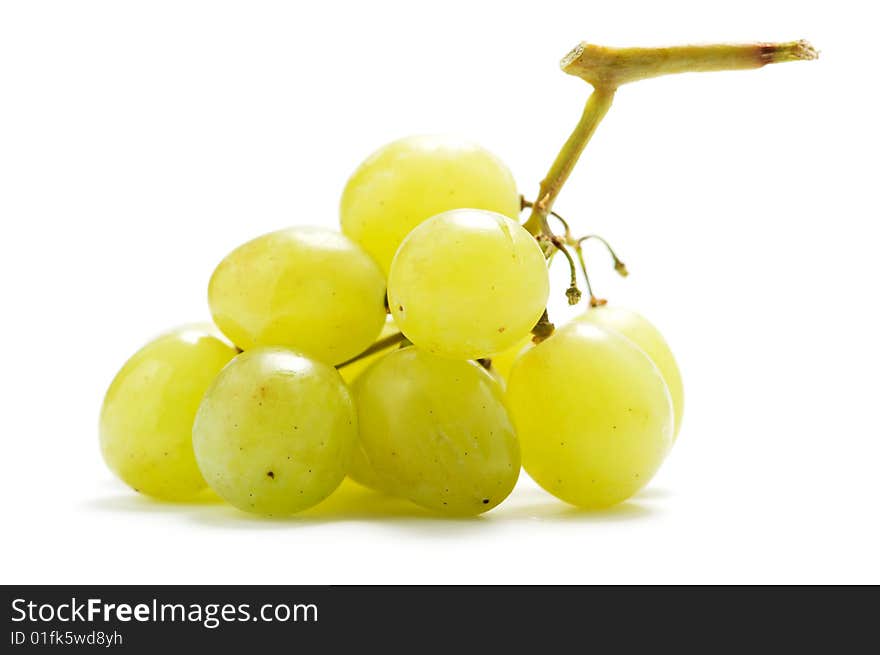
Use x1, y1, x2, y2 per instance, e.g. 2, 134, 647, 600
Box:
330, 40, 817, 370
518, 40, 817, 324
498, 40, 817, 510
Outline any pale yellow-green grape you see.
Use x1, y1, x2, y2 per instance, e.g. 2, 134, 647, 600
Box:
575, 305, 684, 439
192, 347, 357, 516
337, 318, 400, 492
208, 227, 386, 365
488, 333, 534, 384
506, 322, 674, 508
343, 429, 389, 494
99, 325, 238, 500
388, 209, 549, 360
352, 347, 520, 515
340, 135, 521, 275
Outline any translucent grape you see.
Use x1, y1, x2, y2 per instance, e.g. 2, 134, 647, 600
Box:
352, 347, 520, 515
575, 305, 684, 439
488, 333, 534, 384
340, 135, 521, 274
99, 325, 238, 500
506, 322, 674, 508
192, 347, 357, 516
388, 209, 549, 360
208, 226, 386, 365
337, 318, 400, 492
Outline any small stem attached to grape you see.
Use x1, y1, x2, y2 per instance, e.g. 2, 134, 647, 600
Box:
336, 331, 408, 369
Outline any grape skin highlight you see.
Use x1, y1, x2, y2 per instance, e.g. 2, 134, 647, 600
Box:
340, 135, 521, 275
352, 347, 520, 515
575, 305, 684, 439
506, 322, 674, 508
99, 325, 238, 500
208, 226, 386, 365
193, 347, 357, 516
388, 209, 549, 360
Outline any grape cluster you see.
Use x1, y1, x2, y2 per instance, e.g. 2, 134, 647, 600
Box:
100, 135, 682, 516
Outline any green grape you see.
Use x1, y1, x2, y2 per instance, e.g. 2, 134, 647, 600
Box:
340, 135, 521, 275
388, 209, 549, 360
337, 318, 400, 492
352, 347, 520, 515
99, 325, 238, 500
488, 333, 534, 384
575, 305, 684, 439
193, 347, 357, 516
506, 322, 674, 508
208, 226, 386, 365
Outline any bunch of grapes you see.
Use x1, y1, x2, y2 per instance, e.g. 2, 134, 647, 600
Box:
99, 39, 814, 517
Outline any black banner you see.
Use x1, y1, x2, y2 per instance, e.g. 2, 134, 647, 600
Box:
2, 586, 877, 651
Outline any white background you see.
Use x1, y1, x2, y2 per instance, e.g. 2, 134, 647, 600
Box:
1, 0, 877, 584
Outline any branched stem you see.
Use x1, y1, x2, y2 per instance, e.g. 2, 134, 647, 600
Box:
518, 40, 815, 329
522, 197, 573, 241
523, 39, 816, 248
